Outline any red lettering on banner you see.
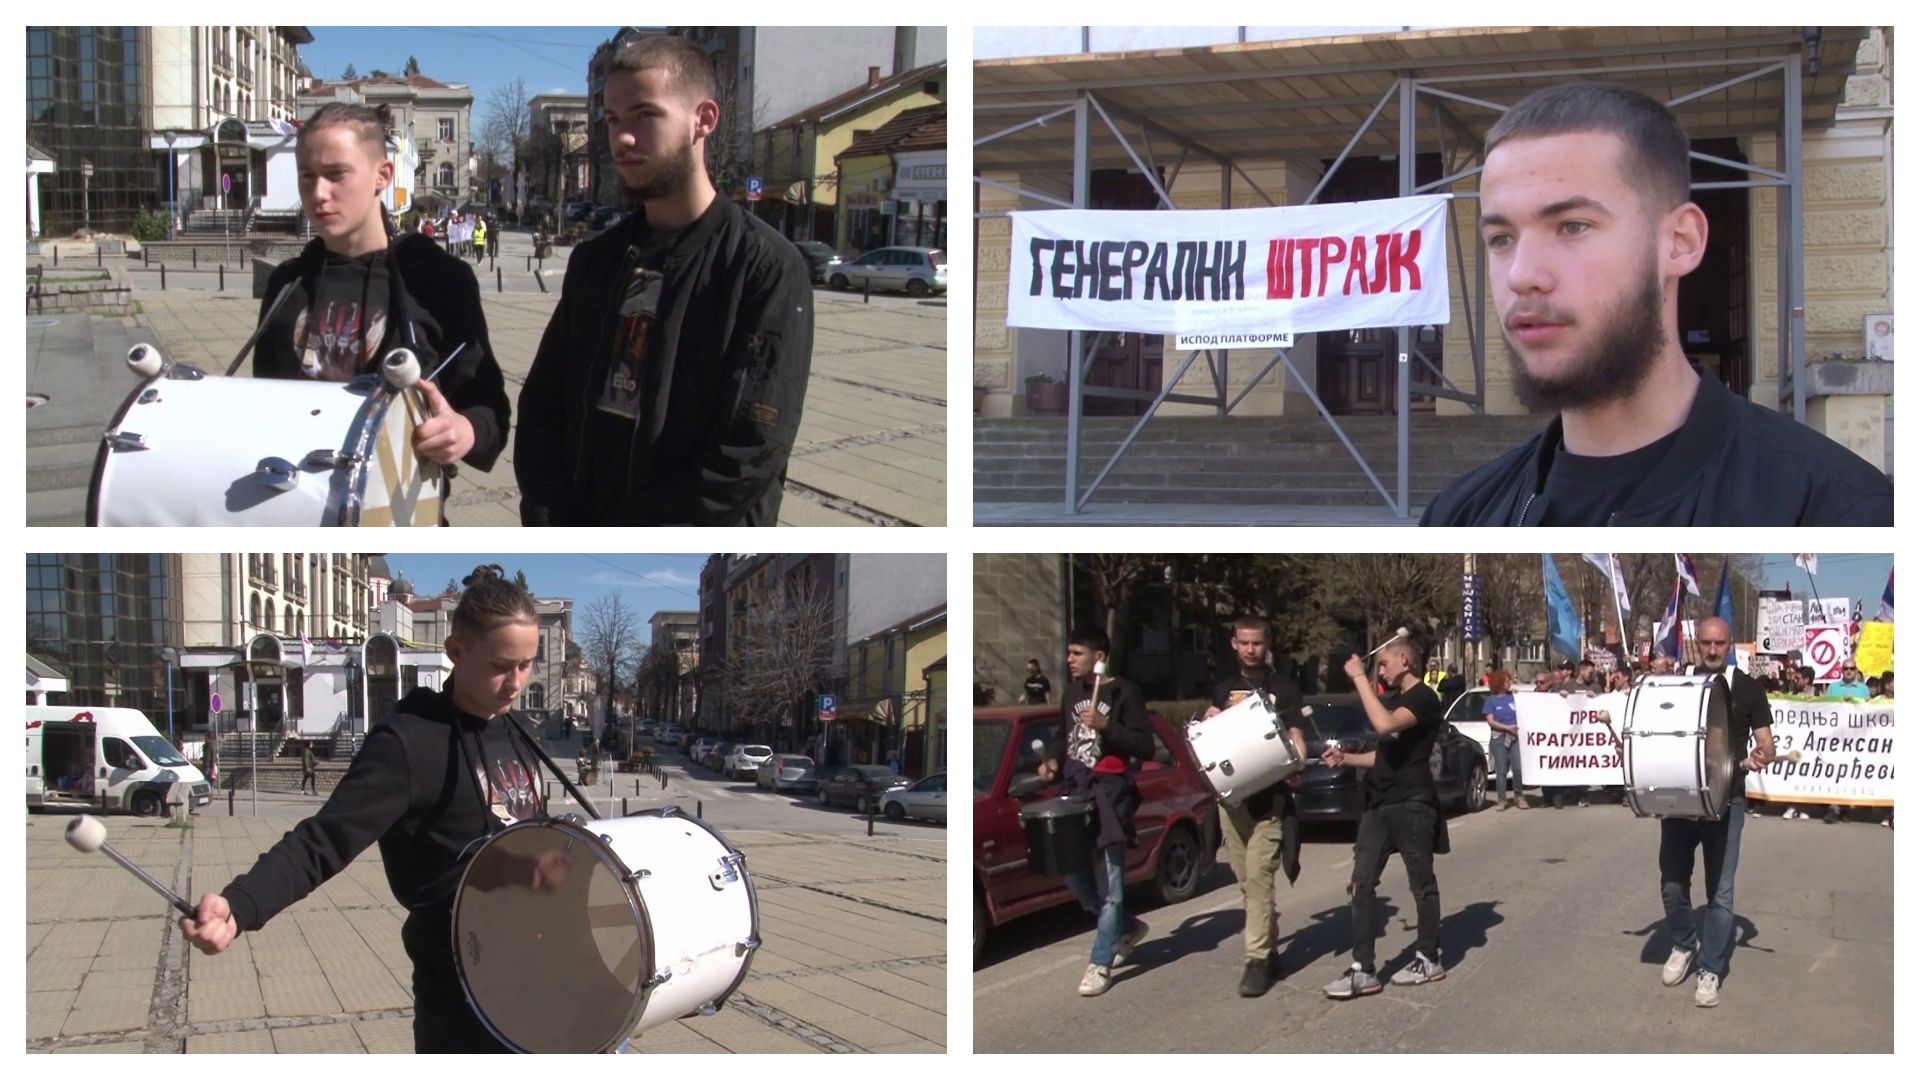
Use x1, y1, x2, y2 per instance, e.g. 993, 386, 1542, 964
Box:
1318, 237, 1346, 297
1297, 237, 1321, 296
1343, 236, 1372, 295
1389, 230, 1422, 292
1266, 230, 1426, 299
1267, 239, 1293, 299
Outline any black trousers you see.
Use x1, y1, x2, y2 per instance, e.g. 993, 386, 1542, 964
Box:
403, 907, 514, 1053
1350, 800, 1442, 970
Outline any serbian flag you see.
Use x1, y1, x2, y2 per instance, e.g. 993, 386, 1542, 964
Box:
1654, 579, 1684, 659
1674, 554, 1701, 597
1878, 569, 1894, 622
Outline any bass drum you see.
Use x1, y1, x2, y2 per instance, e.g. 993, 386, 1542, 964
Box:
1620, 673, 1734, 819
452, 808, 760, 1054
1184, 692, 1303, 807
88, 366, 441, 527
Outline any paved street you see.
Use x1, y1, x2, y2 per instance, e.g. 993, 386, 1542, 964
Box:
25, 228, 947, 526
24, 739, 947, 1054
974, 802, 1892, 1053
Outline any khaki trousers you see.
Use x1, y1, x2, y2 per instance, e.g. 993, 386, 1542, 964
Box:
1219, 800, 1284, 962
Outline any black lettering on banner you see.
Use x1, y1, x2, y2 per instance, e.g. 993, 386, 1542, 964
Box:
1073, 240, 1100, 299
1220, 240, 1246, 299
1029, 238, 1054, 296
1193, 240, 1219, 301
1122, 241, 1150, 299
1173, 241, 1195, 301
1099, 241, 1124, 301
1145, 244, 1172, 300
1050, 241, 1075, 298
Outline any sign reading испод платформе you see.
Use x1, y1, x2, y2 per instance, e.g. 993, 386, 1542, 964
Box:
1006, 194, 1451, 339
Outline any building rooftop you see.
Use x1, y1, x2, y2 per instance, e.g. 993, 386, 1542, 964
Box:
765, 62, 947, 130
306, 74, 470, 93
839, 103, 946, 160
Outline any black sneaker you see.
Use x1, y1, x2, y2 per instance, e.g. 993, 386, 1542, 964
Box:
1238, 959, 1273, 997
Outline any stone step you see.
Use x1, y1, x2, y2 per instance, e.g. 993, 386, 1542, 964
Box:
976, 484, 1448, 507
26, 439, 101, 495
977, 466, 1464, 489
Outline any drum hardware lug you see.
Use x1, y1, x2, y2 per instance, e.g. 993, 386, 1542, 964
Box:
658, 804, 680, 819
167, 363, 206, 380
698, 1003, 719, 1016
645, 967, 673, 989
624, 868, 651, 882
137, 388, 160, 404
599, 833, 615, 844
708, 851, 747, 890
255, 457, 299, 492
303, 448, 362, 470
734, 936, 761, 957
557, 812, 584, 825
106, 431, 148, 452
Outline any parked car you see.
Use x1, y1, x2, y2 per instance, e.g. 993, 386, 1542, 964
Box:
584, 206, 629, 241
689, 737, 718, 765
703, 742, 733, 772
817, 765, 909, 813
723, 744, 773, 780
659, 724, 686, 748
562, 200, 593, 225
1290, 694, 1490, 823
973, 706, 1219, 966
637, 720, 657, 738
825, 246, 946, 297
757, 754, 818, 793
1446, 685, 1494, 761
882, 773, 947, 823
792, 239, 844, 285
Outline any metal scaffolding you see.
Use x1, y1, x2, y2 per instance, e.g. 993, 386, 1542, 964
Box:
975, 28, 1859, 516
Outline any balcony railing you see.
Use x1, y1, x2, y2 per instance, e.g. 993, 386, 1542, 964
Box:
238, 61, 253, 87
213, 48, 232, 75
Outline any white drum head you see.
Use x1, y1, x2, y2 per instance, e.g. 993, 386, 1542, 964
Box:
1622, 674, 1732, 818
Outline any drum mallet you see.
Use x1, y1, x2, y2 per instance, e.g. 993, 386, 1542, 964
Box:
1364, 627, 1412, 659
65, 815, 196, 919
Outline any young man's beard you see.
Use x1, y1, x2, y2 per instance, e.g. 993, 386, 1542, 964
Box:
621, 134, 701, 205
1505, 254, 1668, 414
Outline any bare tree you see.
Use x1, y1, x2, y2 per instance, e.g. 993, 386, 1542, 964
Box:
719, 578, 836, 740
482, 77, 532, 202
1071, 554, 1151, 678
1474, 552, 1542, 665
634, 644, 680, 726
1313, 554, 1459, 664
576, 594, 640, 735
705, 65, 771, 190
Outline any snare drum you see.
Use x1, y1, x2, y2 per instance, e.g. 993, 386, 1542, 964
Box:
1185, 693, 1303, 807
452, 808, 760, 1054
88, 348, 441, 526
1019, 796, 1094, 878
1620, 674, 1735, 819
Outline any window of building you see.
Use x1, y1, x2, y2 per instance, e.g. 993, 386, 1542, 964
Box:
525, 683, 545, 710
250, 594, 260, 629
439, 162, 454, 189
439, 117, 453, 142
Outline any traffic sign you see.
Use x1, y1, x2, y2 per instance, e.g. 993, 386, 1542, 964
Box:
818, 693, 837, 721
210, 692, 223, 713
220, 173, 232, 194
746, 176, 762, 202
1804, 623, 1848, 681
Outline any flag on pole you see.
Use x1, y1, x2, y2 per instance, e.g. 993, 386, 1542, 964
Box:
1582, 553, 1632, 618
1713, 560, 1734, 623
1795, 553, 1819, 575
301, 635, 313, 667
1878, 569, 1894, 621
1543, 555, 1584, 662
1655, 579, 1683, 658
1674, 554, 1701, 597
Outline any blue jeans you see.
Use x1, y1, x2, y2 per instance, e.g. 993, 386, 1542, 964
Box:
1064, 845, 1128, 968
1490, 735, 1520, 801
1659, 794, 1746, 978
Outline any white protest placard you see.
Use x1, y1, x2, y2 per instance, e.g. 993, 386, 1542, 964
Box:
1515, 690, 1627, 786
1815, 597, 1852, 626
1008, 195, 1451, 338
1804, 624, 1848, 680
1745, 698, 1895, 806
1759, 598, 1804, 654
1173, 331, 1293, 351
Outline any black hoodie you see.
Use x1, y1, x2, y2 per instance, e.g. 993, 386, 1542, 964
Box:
220, 685, 545, 933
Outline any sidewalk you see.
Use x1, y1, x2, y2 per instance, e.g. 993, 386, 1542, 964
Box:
24, 808, 946, 1054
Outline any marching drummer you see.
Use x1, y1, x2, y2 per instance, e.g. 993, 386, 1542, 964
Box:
253, 102, 510, 476
1657, 616, 1775, 1008
178, 567, 549, 1052
1036, 628, 1156, 997
1203, 615, 1307, 998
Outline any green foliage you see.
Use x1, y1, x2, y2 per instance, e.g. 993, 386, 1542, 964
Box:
131, 210, 169, 242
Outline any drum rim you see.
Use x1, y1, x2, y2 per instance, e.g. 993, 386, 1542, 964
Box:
86, 376, 155, 526
338, 386, 393, 527
631, 806, 761, 1015
450, 817, 656, 1054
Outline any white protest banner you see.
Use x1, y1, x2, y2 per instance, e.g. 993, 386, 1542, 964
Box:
1744, 698, 1895, 806
1804, 624, 1848, 680
1515, 690, 1627, 786
1007, 195, 1451, 338
1815, 597, 1851, 626
1173, 331, 1293, 351
1759, 598, 1804, 655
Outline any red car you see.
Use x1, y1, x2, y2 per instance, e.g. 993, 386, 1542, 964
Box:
973, 705, 1219, 966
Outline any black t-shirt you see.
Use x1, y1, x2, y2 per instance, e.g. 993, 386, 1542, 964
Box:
287, 248, 391, 382
1023, 673, 1051, 704
475, 720, 545, 827
1539, 428, 1682, 526
1364, 681, 1444, 808
588, 223, 686, 509
1212, 668, 1306, 818
1689, 665, 1773, 812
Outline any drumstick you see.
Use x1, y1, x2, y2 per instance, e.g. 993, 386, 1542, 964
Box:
65, 815, 197, 918
422, 342, 465, 385
1364, 627, 1411, 659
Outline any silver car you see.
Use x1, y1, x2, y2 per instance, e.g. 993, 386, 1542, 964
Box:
724, 743, 773, 780
825, 246, 946, 297
881, 772, 946, 823
756, 753, 818, 793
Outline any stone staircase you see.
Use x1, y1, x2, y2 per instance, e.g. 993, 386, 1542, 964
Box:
975, 413, 1553, 508
180, 208, 251, 237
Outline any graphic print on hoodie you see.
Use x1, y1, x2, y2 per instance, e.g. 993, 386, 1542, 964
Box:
291, 249, 389, 381
478, 721, 542, 825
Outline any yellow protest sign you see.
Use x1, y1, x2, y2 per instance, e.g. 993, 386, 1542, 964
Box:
1854, 621, 1893, 677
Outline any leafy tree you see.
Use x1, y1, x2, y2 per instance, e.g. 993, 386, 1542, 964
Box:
342, 63, 357, 80
405, 55, 420, 77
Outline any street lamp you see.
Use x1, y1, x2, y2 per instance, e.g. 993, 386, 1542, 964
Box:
159, 646, 179, 743
80, 158, 95, 236
162, 132, 178, 241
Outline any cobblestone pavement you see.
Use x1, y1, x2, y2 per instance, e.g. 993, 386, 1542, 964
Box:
25, 803, 946, 1054
25, 228, 947, 526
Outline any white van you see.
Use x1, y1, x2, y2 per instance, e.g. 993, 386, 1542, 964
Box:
26, 705, 213, 816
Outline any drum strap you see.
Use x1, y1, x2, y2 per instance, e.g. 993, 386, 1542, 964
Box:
227, 281, 300, 376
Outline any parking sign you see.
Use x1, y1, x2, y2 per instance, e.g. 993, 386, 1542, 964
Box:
818, 693, 837, 721
746, 176, 762, 202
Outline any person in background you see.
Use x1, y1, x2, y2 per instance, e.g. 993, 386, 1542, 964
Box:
299, 743, 318, 796
1023, 659, 1052, 705
1484, 670, 1524, 810
1826, 662, 1869, 701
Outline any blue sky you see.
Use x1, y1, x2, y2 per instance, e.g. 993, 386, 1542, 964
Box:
1754, 553, 1894, 614
300, 26, 658, 116
384, 553, 707, 624
973, 26, 1457, 60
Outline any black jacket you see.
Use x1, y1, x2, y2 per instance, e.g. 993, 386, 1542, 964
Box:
1419, 371, 1893, 526
255, 234, 511, 473
514, 194, 815, 526
220, 687, 545, 933
1050, 676, 1157, 851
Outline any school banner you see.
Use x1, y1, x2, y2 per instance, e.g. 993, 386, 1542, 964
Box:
1744, 698, 1896, 806
1515, 690, 1896, 805
1006, 195, 1451, 338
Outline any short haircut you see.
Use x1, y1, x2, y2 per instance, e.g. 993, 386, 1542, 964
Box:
1067, 626, 1111, 656
1485, 81, 1692, 214
451, 564, 538, 637
301, 102, 391, 163
1882, 670, 1895, 682
608, 35, 719, 104
1231, 615, 1270, 640
1798, 665, 1816, 682
1383, 638, 1421, 668
1027, 657, 1041, 667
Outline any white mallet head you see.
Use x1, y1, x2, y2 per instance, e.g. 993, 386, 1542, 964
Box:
66, 814, 108, 854
127, 343, 165, 379
382, 348, 421, 391
1093, 660, 1109, 676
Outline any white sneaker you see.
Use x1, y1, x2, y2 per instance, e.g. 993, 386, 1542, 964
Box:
1662, 946, 1694, 986
1113, 918, 1149, 966
1785, 808, 1803, 820
1078, 963, 1113, 997
1694, 971, 1720, 1007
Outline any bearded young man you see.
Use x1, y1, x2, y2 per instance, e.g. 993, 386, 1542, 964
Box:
515, 36, 814, 526
1420, 82, 1892, 526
